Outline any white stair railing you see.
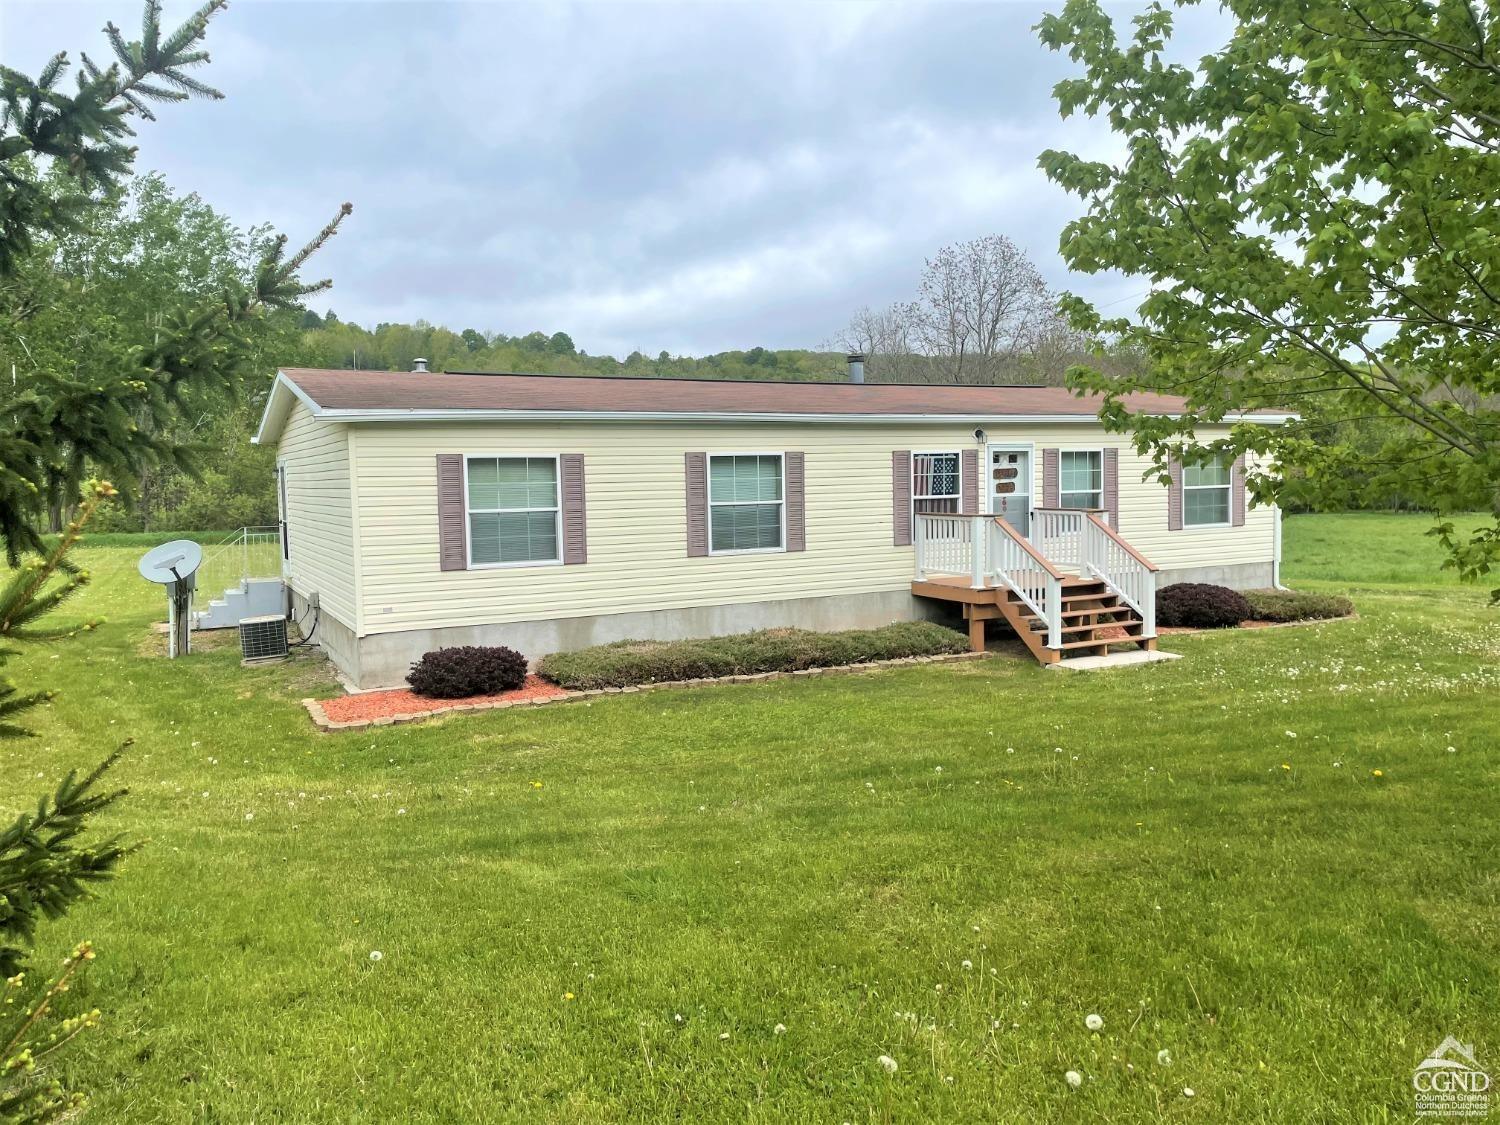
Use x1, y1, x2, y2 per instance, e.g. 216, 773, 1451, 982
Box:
989, 517, 1064, 649
1080, 513, 1159, 637
194, 526, 283, 600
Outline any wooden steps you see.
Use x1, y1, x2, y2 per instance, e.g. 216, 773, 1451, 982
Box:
914, 573, 1155, 666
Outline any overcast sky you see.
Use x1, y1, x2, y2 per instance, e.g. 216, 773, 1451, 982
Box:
9, 1, 1231, 358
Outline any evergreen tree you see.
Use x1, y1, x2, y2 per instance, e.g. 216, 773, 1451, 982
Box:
0, 482, 133, 1124
0, 0, 352, 561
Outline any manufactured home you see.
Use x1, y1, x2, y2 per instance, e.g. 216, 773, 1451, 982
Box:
253, 364, 1290, 688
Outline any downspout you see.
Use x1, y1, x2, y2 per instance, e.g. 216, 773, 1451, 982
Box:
1272, 504, 1288, 589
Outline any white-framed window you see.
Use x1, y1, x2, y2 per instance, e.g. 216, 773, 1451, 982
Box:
1059, 450, 1102, 509
709, 453, 784, 553
464, 455, 560, 566
1183, 457, 1232, 526
913, 452, 962, 516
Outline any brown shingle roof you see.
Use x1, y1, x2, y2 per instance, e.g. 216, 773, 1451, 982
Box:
277, 368, 1201, 418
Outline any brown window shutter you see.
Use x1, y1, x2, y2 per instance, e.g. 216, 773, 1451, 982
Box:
685, 452, 708, 557
1042, 448, 1060, 508
1167, 457, 1184, 531
560, 453, 587, 564
892, 450, 912, 546
1102, 447, 1120, 526
961, 449, 979, 514
784, 452, 806, 552
436, 453, 468, 571
1231, 453, 1247, 527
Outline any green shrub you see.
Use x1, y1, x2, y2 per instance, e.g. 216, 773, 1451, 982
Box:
537, 621, 969, 690
407, 645, 528, 698
1244, 589, 1355, 623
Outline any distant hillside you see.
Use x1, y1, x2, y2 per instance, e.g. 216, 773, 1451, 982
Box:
292, 312, 846, 383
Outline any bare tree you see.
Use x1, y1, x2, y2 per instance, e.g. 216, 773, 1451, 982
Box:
831, 235, 1064, 384
829, 302, 924, 380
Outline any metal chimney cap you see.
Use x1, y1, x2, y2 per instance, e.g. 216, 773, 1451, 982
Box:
846, 352, 866, 363
412, 357, 429, 372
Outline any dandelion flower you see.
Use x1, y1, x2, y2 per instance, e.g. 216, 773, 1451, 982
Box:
1085, 1014, 1104, 1031
1372, 769, 1384, 778
244, 812, 254, 821
563, 992, 574, 1001
774, 1023, 787, 1035
1284, 730, 1297, 739
1157, 1049, 1172, 1066
368, 950, 383, 962
878, 1055, 898, 1074
962, 960, 973, 971
673, 1013, 684, 1024
1064, 1070, 1083, 1089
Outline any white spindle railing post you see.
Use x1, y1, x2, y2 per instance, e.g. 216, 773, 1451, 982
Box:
969, 515, 985, 589
1045, 574, 1062, 649
914, 512, 927, 580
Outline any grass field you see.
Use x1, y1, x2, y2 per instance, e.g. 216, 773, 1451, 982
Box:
4, 513, 1496, 1122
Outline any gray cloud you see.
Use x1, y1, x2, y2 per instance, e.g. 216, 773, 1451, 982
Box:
7, 0, 1231, 357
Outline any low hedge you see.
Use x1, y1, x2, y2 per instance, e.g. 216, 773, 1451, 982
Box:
537, 621, 969, 690
1244, 589, 1355, 623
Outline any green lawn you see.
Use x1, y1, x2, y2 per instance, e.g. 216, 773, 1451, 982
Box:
5, 514, 1497, 1122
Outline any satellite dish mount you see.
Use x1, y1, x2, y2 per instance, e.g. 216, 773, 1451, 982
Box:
137, 540, 204, 658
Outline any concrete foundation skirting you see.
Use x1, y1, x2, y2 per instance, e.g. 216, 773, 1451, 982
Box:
1155, 561, 1274, 589
346, 589, 956, 690
290, 588, 361, 683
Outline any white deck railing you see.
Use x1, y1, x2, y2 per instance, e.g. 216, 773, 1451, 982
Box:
915, 513, 1064, 649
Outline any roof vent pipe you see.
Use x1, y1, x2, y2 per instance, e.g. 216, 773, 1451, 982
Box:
846, 353, 865, 384
412, 357, 429, 373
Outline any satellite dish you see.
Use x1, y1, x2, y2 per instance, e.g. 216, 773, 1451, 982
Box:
138, 540, 202, 585
139, 540, 203, 658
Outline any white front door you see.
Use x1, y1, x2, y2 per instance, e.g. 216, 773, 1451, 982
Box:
987, 446, 1032, 536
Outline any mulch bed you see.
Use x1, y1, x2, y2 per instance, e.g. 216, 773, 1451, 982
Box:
317, 675, 568, 724
301, 651, 992, 732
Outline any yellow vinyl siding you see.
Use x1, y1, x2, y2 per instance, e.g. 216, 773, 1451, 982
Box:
346, 421, 1274, 636
278, 402, 357, 626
